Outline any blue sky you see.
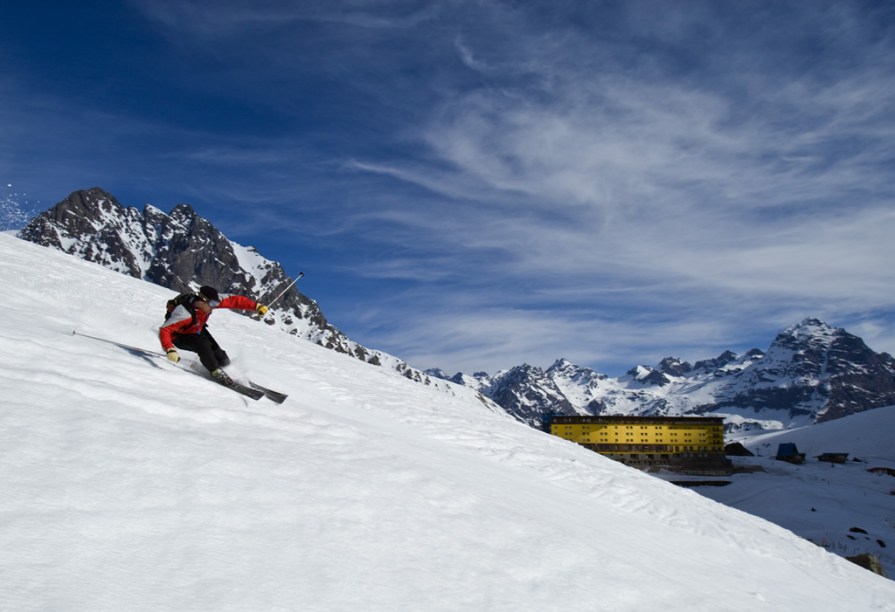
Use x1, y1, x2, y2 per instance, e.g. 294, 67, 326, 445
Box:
3, 0, 895, 376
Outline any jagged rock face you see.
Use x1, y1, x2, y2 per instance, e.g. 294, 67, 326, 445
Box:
626, 366, 672, 387
717, 319, 895, 423
17, 187, 425, 378
435, 319, 895, 430
20, 188, 320, 331
20, 189, 147, 277
658, 357, 692, 377
486, 364, 576, 427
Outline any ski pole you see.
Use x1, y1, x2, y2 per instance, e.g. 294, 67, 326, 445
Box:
256, 272, 303, 321
266, 272, 304, 309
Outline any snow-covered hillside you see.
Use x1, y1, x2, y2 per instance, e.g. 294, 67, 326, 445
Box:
2, 232, 894, 612
697, 408, 895, 577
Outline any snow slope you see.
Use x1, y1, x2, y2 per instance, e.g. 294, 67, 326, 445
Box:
683, 407, 895, 578
1, 232, 894, 612
702, 408, 895, 576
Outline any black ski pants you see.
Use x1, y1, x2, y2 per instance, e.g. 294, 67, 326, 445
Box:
172, 328, 230, 372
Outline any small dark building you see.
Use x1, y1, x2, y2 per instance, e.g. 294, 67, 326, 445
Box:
817, 453, 849, 464
776, 443, 806, 464
724, 442, 754, 456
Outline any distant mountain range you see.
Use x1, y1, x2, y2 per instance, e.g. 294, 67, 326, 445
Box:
429, 318, 895, 432
20, 187, 895, 433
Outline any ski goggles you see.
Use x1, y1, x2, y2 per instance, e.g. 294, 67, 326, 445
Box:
198, 296, 221, 308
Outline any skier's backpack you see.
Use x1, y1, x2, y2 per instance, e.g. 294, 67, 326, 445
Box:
164, 293, 199, 327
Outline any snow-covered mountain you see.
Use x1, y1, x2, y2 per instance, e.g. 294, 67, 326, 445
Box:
19, 187, 432, 382
439, 320, 895, 432
2, 231, 894, 611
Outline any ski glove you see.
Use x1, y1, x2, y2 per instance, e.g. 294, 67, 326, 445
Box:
255, 304, 269, 316
166, 348, 180, 363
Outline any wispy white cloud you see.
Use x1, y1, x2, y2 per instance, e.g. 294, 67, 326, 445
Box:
324, 2, 895, 371
130, 0, 443, 38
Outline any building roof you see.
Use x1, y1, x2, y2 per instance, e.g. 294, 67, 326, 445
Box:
549, 415, 725, 425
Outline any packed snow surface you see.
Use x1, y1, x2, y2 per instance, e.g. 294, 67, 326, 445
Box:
1, 233, 894, 611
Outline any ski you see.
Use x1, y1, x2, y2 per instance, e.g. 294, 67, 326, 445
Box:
248, 381, 288, 404
217, 378, 265, 400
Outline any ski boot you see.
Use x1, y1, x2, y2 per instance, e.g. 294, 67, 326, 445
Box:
211, 368, 234, 386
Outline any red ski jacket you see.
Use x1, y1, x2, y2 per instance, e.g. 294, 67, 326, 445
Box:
159, 294, 258, 352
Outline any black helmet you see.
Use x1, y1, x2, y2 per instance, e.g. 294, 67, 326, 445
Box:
198, 286, 220, 302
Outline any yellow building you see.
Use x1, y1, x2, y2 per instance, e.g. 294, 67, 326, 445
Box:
547, 415, 731, 474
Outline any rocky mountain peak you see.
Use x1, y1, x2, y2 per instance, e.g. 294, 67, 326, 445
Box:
171, 202, 198, 218
658, 356, 692, 377
548, 357, 574, 371
626, 366, 671, 387
693, 350, 742, 373
547, 358, 588, 379
485, 363, 576, 425
775, 317, 838, 350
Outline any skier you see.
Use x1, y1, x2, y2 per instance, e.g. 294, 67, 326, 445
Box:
159, 285, 269, 385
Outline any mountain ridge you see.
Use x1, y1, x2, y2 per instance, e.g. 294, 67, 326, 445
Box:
18, 187, 435, 384
433, 318, 895, 432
